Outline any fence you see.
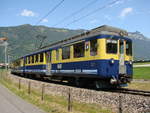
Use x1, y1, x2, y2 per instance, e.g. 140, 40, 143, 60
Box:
0, 70, 74, 112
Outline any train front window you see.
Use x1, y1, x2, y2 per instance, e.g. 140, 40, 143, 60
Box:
119, 40, 124, 54
106, 39, 118, 54
90, 39, 97, 56
126, 41, 132, 55
74, 42, 85, 58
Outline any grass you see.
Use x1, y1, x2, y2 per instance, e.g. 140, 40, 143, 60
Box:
133, 62, 150, 65
127, 82, 150, 91
0, 72, 113, 113
133, 67, 150, 79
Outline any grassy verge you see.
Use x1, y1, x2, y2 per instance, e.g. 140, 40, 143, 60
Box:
133, 62, 150, 65
0, 73, 112, 113
133, 67, 150, 79
127, 82, 150, 91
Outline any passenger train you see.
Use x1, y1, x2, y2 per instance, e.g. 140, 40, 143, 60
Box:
11, 25, 133, 88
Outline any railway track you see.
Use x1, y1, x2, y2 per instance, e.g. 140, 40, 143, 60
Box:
116, 88, 150, 97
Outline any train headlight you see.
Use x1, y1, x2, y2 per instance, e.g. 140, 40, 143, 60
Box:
110, 58, 114, 64
110, 76, 117, 84
129, 60, 132, 65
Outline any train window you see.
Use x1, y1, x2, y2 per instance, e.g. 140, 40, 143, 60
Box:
30, 56, 32, 64
56, 49, 59, 60
90, 39, 97, 56
74, 42, 85, 58
25, 57, 27, 64
49, 52, 51, 62
40, 53, 44, 62
62, 46, 70, 59
32, 56, 34, 63
35, 54, 39, 63
126, 41, 132, 55
119, 40, 124, 54
106, 39, 118, 54
28, 56, 30, 64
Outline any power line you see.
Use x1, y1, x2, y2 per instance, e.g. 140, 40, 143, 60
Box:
35, 0, 65, 25
34, 0, 65, 50
63, 0, 122, 27
52, 0, 98, 27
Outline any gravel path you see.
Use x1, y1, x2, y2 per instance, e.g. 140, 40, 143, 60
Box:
0, 84, 46, 113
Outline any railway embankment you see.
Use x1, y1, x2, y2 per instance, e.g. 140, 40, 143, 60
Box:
3, 73, 150, 113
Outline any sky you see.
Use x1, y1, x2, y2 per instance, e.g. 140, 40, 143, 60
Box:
1, 0, 150, 38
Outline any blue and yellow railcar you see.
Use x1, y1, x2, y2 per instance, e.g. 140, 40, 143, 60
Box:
11, 25, 133, 88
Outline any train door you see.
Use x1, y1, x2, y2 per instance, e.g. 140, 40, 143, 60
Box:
119, 39, 126, 74
45, 51, 51, 75
23, 57, 26, 76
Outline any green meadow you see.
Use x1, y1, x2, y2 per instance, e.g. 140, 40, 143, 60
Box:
133, 67, 150, 79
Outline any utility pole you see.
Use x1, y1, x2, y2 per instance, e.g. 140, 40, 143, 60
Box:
5, 42, 8, 69
0, 37, 8, 69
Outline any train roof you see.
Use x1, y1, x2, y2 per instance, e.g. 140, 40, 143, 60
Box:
39, 25, 128, 49
21, 25, 131, 58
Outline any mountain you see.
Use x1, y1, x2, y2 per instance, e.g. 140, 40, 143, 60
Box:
0, 24, 84, 62
128, 31, 150, 60
0, 24, 150, 62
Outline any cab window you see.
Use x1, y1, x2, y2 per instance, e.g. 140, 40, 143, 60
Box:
74, 42, 85, 58
90, 39, 97, 56
62, 46, 70, 59
126, 41, 132, 55
119, 40, 124, 54
106, 39, 118, 54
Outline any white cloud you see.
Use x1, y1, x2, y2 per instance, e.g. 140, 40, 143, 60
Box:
42, 19, 48, 23
20, 9, 36, 17
119, 7, 133, 18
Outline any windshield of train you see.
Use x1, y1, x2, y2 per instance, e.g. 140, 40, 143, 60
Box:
106, 39, 118, 54
126, 41, 132, 56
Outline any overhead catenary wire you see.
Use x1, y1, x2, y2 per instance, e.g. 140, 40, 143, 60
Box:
34, 0, 65, 50
52, 0, 98, 27
35, 0, 65, 25
63, 0, 122, 27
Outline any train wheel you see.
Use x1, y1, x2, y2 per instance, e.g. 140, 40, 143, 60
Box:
75, 78, 91, 88
95, 80, 110, 89
68, 78, 76, 86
